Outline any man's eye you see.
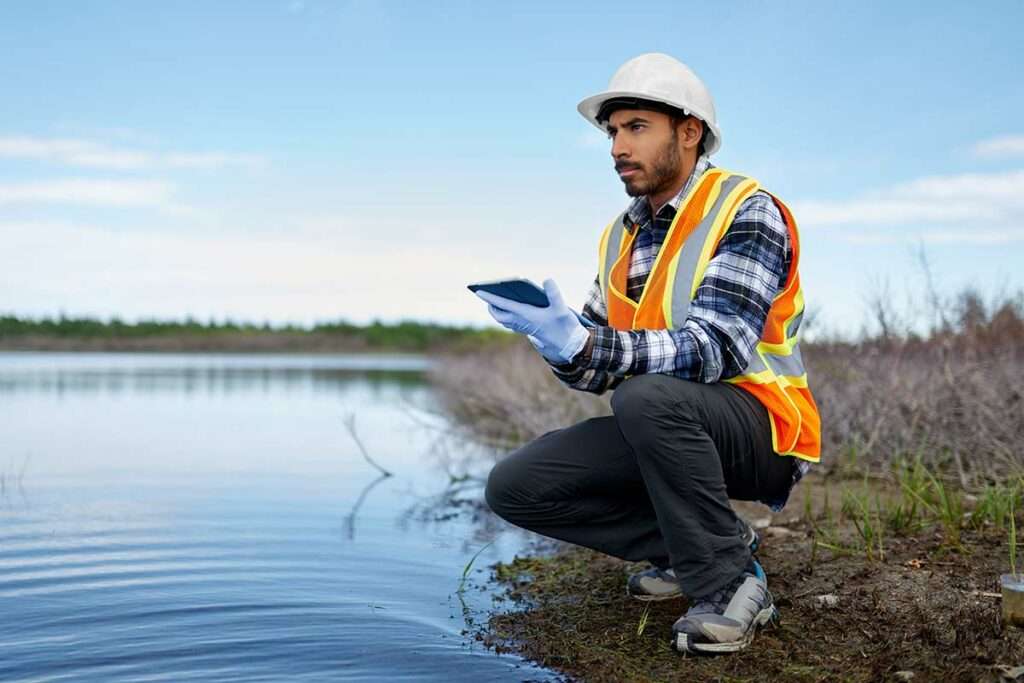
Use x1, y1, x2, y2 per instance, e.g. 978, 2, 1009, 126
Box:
631, 124, 645, 132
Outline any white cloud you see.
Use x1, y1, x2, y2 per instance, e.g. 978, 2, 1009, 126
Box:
0, 137, 147, 170
791, 169, 1024, 241
0, 179, 175, 207
164, 152, 267, 170
0, 135, 267, 171
0, 218, 578, 326
971, 135, 1024, 159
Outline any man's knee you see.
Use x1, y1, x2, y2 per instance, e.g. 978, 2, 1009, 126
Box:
484, 455, 527, 519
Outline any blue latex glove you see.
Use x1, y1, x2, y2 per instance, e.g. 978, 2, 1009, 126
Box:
474, 278, 591, 365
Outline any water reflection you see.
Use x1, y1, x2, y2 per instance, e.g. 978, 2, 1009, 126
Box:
0, 352, 431, 396
341, 473, 390, 540
0, 352, 555, 682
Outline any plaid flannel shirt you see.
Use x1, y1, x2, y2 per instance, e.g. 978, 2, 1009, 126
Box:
545, 154, 810, 511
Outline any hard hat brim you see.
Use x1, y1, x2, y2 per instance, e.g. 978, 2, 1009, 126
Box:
576, 89, 722, 156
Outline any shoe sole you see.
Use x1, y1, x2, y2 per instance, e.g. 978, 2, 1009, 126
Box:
627, 524, 760, 602
673, 604, 779, 654
626, 587, 683, 602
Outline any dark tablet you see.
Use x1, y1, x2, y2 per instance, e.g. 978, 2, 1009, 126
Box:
468, 278, 596, 328
467, 277, 550, 307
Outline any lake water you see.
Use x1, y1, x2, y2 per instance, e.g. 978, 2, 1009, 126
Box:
0, 352, 557, 682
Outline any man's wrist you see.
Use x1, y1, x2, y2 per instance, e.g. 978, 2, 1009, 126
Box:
569, 328, 595, 367
552, 328, 593, 371
580, 328, 595, 364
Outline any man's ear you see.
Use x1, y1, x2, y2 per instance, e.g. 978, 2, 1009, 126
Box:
680, 116, 703, 151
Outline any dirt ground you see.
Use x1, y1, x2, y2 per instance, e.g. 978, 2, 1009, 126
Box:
470, 486, 1024, 683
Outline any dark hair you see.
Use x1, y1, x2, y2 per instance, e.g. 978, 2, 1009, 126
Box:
599, 97, 709, 155
597, 96, 683, 123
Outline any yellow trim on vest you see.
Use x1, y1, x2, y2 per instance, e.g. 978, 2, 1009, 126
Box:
781, 287, 805, 332
785, 375, 809, 388
633, 201, 686, 318
634, 168, 723, 321
597, 219, 614, 297
686, 175, 732, 299
786, 450, 820, 462
689, 175, 760, 299
758, 336, 800, 355
777, 381, 802, 453
607, 230, 638, 309
725, 369, 774, 384
662, 248, 683, 327
748, 348, 805, 455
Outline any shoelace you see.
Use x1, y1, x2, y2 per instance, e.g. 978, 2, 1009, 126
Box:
687, 570, 748, 616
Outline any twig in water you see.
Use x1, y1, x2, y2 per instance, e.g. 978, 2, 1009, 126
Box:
342, 412, 392, 477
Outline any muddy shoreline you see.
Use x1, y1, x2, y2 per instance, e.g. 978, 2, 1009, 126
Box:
471, 483, 1024, 683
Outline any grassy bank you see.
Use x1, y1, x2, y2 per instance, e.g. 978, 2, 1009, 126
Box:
477, 474, 1024, 683
427, 286, 1024, 681
0, 314, 511, 354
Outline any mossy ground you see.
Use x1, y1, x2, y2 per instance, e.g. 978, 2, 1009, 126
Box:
471, 493, 1024, 683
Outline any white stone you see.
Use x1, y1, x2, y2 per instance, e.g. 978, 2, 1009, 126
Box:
814, 593, 840, 609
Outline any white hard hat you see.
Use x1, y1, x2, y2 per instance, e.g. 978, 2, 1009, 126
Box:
577, 53, 722, 156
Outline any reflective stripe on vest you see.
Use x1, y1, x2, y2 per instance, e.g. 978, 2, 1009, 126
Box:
596, 167, 821, 462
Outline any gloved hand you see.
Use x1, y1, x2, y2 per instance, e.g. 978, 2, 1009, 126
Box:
474, 278, 591, 365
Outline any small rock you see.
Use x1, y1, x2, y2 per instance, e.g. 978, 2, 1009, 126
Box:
894, 672, 915, 681
750, 517, 772, 530
814, 593, 840, 609
765, 526, 793, 537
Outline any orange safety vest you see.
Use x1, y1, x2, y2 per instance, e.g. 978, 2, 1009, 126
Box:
597, 167, 821, 462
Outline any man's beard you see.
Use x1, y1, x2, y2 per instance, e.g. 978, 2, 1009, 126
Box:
619, 130, 682, 198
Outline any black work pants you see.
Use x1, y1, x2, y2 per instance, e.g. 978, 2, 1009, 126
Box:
484, 373, 794, 599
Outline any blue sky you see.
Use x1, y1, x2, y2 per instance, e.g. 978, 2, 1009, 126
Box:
2, 1, 1022, 339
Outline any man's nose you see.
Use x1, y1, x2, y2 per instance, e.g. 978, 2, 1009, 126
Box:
611, 135, 630, 160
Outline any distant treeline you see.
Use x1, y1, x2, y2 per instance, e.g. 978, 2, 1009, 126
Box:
0, 314, 512, 353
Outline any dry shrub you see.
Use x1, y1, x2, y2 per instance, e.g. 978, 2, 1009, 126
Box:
427, 337, 612, 451
809, 286, 1024, 484
433, 287, 1024, 487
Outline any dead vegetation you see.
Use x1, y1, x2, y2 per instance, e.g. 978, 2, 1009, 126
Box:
429, 284, 1024, 486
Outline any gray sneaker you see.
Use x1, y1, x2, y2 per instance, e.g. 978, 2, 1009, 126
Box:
626, 517, 760, 602
672, 558, 778, 654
